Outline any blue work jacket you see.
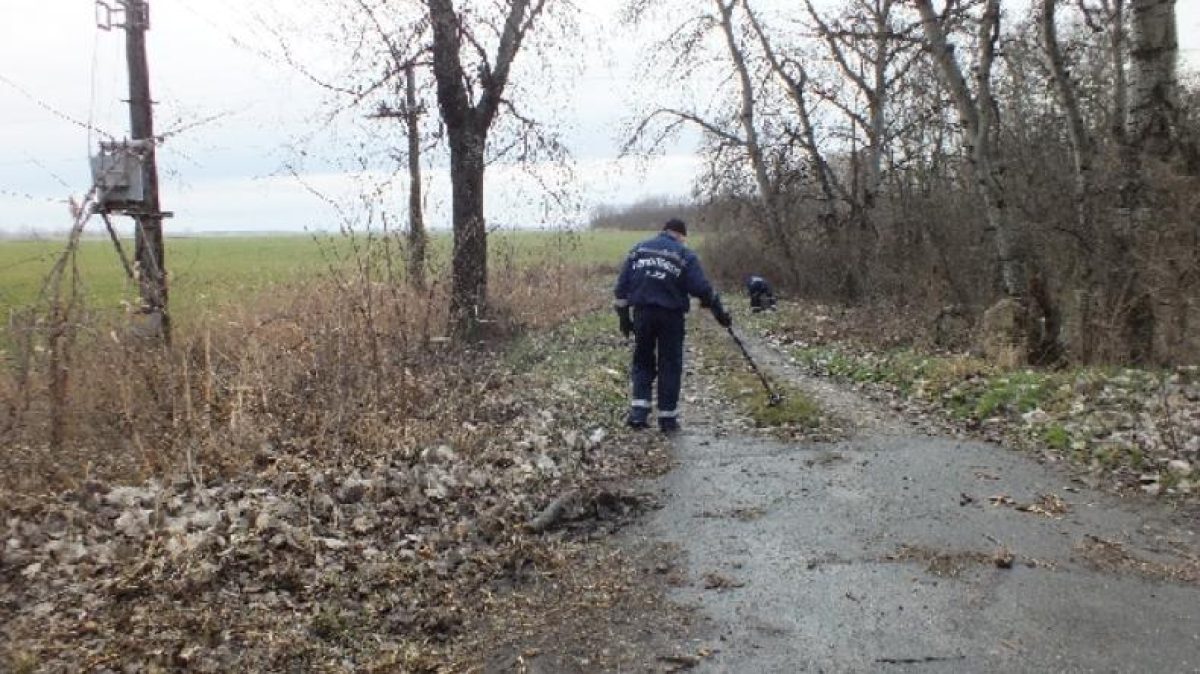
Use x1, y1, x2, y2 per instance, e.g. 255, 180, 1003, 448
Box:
747, 276, 772, 294
614, 232, 715, 313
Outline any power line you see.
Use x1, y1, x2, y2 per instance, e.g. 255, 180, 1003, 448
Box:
175, 0, 285, 66
24, 153, 73, 191
0, 188, 72, 206
0, 157, 78, 168
88, 11, 104, 156
0, 72, 114, 140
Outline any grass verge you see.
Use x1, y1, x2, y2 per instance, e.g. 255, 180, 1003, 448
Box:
720, 367, 823, 430
745, 301, 1200, 497
689, 313, 827, 438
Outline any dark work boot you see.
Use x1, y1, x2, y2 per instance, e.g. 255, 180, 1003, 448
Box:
658, 416, 680, 434
626, 406, 650, 430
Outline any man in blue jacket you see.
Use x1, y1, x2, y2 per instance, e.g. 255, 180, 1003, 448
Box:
746, 275, 777, 312
614, 218, 732, 433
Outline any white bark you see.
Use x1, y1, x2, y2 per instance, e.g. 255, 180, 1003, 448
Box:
1041, 0, 1094, 239
914, 0, 1026, 299
744, 2, 843, 222
1129, 0, 1178, 159
714, 0, 801, 275
715, 0, 775, 216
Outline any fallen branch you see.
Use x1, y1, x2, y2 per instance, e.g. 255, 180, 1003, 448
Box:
526, 490, 580, 533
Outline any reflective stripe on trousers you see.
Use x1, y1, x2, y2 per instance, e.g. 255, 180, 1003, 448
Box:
630, 305, 685, 417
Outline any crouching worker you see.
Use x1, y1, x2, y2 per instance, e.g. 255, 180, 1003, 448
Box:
614, 218, 732, 433
746, 275, 777, 312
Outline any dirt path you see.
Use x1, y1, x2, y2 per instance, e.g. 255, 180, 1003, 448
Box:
623, 327, 1200, 672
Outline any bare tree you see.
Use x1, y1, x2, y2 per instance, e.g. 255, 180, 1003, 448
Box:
268, 0, 437, 290
744, 2, 843, 227
714, 0, 802, 277
1041, 0, 1094, 235
619, 0, 1196, 363
766, 0, 922, 298
381, 63, 430, 290
1042, 0, 1185, 361
802, 0, 921, 212
914, 0, 1062, 362
624, 0, 804, 283
271, 0, 569, 327
425, 0, 549, 336
1040, 0, 1104, 360
914, 0, 1016, 293
1128, 0, 1179, 161
355, 0, 434, 290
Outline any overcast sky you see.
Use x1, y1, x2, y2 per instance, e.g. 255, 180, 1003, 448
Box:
1, 1, 1198, 236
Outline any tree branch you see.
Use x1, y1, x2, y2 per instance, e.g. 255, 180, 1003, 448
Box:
478, 0, 546, 127
427, 0, 474, 131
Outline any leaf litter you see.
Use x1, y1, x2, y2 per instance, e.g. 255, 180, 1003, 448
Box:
0, 314, 682, 672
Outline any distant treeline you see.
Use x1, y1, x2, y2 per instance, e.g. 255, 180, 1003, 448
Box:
588, 196, 703, 231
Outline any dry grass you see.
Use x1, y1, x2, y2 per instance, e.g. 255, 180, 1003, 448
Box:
0, 238, 603, 501
0, 260, 668, 672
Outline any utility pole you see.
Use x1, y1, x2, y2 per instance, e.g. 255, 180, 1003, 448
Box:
96, 0, 169, 339
371, 63, 427, 289
124, 0, 168, 341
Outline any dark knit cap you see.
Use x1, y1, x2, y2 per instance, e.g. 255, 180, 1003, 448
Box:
663, 218, 688, 236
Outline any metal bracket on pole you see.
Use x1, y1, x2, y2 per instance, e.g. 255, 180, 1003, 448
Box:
97, 1, 149, 31
122, 0, 150, 30
95, 1, 121, 30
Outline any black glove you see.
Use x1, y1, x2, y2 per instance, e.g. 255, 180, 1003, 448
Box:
709, 294, 733, 328
616, 305, 633, 338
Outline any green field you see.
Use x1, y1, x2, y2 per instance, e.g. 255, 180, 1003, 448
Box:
0, 229, 645, 324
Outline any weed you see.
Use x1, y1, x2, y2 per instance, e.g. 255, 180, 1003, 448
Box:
1041, 424, 1071, 451
744, 387, 822, 428
0, 230, 617, 496
311, 607, 363, 646
2, 651, 39, 674
1093, 445, 1122, 470
971, 371, 1055, 419
1128, 447, 1145, 470
714, 356, 821, 429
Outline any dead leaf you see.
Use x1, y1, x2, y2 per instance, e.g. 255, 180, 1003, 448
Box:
701, 572, 745, 590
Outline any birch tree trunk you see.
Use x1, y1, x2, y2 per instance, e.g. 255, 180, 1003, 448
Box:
1129, 0, 1179, 160
914, 0, 1025, 298
915, 0, 1059, 363
865, 5, 889, 211
715, 0, 802, 285
1041, 0, 1098, 361
1117, 0, 1177, 362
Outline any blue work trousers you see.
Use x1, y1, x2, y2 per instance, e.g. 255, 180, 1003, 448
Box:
631, 306, 686, 417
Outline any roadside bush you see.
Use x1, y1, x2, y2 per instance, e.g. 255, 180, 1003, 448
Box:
0, 233, 601, 499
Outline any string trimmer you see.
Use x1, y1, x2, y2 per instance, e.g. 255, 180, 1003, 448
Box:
726, 326, 783, 406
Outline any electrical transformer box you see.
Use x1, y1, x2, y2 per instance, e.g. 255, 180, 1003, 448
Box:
91, 141, 148, 210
